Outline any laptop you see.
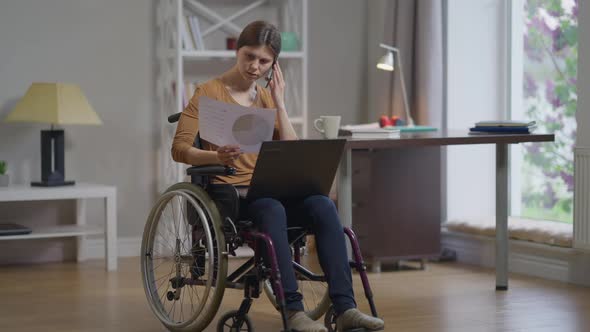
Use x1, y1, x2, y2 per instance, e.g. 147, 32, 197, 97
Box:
246, 139, 346, 201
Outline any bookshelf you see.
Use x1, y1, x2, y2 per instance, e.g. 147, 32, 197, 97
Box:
156, 0, 309, 191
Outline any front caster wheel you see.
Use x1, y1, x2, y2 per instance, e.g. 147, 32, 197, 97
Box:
216, 310, 254, 332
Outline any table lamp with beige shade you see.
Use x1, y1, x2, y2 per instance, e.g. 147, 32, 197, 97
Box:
4, 83, 102, 186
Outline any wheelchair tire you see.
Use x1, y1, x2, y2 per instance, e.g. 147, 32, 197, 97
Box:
216, 310, 254, 332
141, 183, 228, 332
262, 253, 331, 320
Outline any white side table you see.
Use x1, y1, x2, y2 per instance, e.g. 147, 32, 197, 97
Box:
0, 183, 117, 271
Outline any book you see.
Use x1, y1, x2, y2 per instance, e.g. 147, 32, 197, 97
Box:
469, 126, 536, 135
181, 15, 195, 50
342, 128, 401, 139
188, 16, 204, 50
470, 126, 534, 133
475, 120, 536, 128
339, 122, 436, 135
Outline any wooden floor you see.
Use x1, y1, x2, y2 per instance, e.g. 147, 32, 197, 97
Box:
1, 257, 590, 332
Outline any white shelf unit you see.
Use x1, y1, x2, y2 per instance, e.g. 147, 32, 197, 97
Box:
156, 0, 309, 191
0, 183, 118, 271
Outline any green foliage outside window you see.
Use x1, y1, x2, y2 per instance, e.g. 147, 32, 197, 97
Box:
521, 0, 577, 223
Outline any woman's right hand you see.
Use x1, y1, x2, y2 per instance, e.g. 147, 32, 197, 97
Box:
216, 145, 242, 165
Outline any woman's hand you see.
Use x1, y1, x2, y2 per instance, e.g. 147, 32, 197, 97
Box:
269, 61, 286, 110
216, 145, 242, 165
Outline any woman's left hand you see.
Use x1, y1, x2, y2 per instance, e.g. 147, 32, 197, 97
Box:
269, 61, 286, 110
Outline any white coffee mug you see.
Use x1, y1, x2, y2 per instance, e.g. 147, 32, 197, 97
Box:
313, 116, 341, 139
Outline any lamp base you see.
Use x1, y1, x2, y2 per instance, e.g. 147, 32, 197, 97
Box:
35, 129, 76, 187
31, 180, 75, 187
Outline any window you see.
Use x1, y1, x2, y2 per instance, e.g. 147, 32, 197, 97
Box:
510, 0, 578, 223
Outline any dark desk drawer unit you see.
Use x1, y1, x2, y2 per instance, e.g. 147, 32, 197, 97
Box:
351, 147, 442, 272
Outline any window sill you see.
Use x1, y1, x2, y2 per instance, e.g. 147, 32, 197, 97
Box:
444, 216, 572, 248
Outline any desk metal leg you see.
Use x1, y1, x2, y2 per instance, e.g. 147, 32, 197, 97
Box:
338, 148, 353, 257
496, 143, 509, 290
76, 199, 87, 262
105, 191, 118, 271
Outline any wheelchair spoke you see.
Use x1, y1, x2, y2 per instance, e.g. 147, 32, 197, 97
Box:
155, 273, 171, 293
151, 257, 171, 272
162, 204, 177, 241
171, 196, 180, 238
169, 295, 177, 321
174, 196, 190, 252
158, 214, 178, 255
160, 261, 176, 298
177, 196, 192, 250
154, 234, 176, 257
180, 275, 186, 322
154, 208, 177, 254
187, 274, 196, 315
152, 259, 174, 283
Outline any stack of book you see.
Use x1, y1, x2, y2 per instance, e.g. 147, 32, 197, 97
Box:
469, 120, 537, 135
339, 124, 401, 139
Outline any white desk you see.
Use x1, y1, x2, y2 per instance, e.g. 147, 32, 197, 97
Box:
0, 183, 118, 271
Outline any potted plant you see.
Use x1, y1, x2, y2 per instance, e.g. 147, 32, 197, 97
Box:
0, 161, 8, 186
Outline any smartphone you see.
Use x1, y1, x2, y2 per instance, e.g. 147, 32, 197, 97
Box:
265, 58, 278, 88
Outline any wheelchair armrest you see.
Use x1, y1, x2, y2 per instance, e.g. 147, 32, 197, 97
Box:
186, 165, 236, 176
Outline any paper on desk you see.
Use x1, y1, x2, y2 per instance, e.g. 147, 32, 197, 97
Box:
199, 96, 276, 153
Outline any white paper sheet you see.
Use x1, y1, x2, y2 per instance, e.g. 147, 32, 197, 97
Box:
199, 96, 277, 153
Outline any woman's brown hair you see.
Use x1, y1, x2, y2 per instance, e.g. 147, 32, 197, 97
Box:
237, 21, 281, 58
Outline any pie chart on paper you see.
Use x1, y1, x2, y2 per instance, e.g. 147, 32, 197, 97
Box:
232, 114, 272, 146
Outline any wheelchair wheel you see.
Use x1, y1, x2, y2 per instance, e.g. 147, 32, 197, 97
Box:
216, 310, 254, 332
263, 243, 331, 320
141, 183, 228, 332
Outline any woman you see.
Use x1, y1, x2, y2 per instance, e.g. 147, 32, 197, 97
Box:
172, 20, 384, 332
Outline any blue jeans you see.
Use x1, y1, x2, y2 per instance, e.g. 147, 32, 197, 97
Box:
241, 195, 356, 314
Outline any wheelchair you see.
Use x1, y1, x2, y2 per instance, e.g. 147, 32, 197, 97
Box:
140, 113, 379, 332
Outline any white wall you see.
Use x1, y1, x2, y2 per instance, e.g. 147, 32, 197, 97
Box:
578, 0, 590, 148
308, 0, 367, 131
366, 0, 388, 123
446, 0, 507, 221
0, 0, 157, 262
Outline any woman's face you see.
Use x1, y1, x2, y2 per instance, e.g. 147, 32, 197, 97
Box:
236, 45, 275, 83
